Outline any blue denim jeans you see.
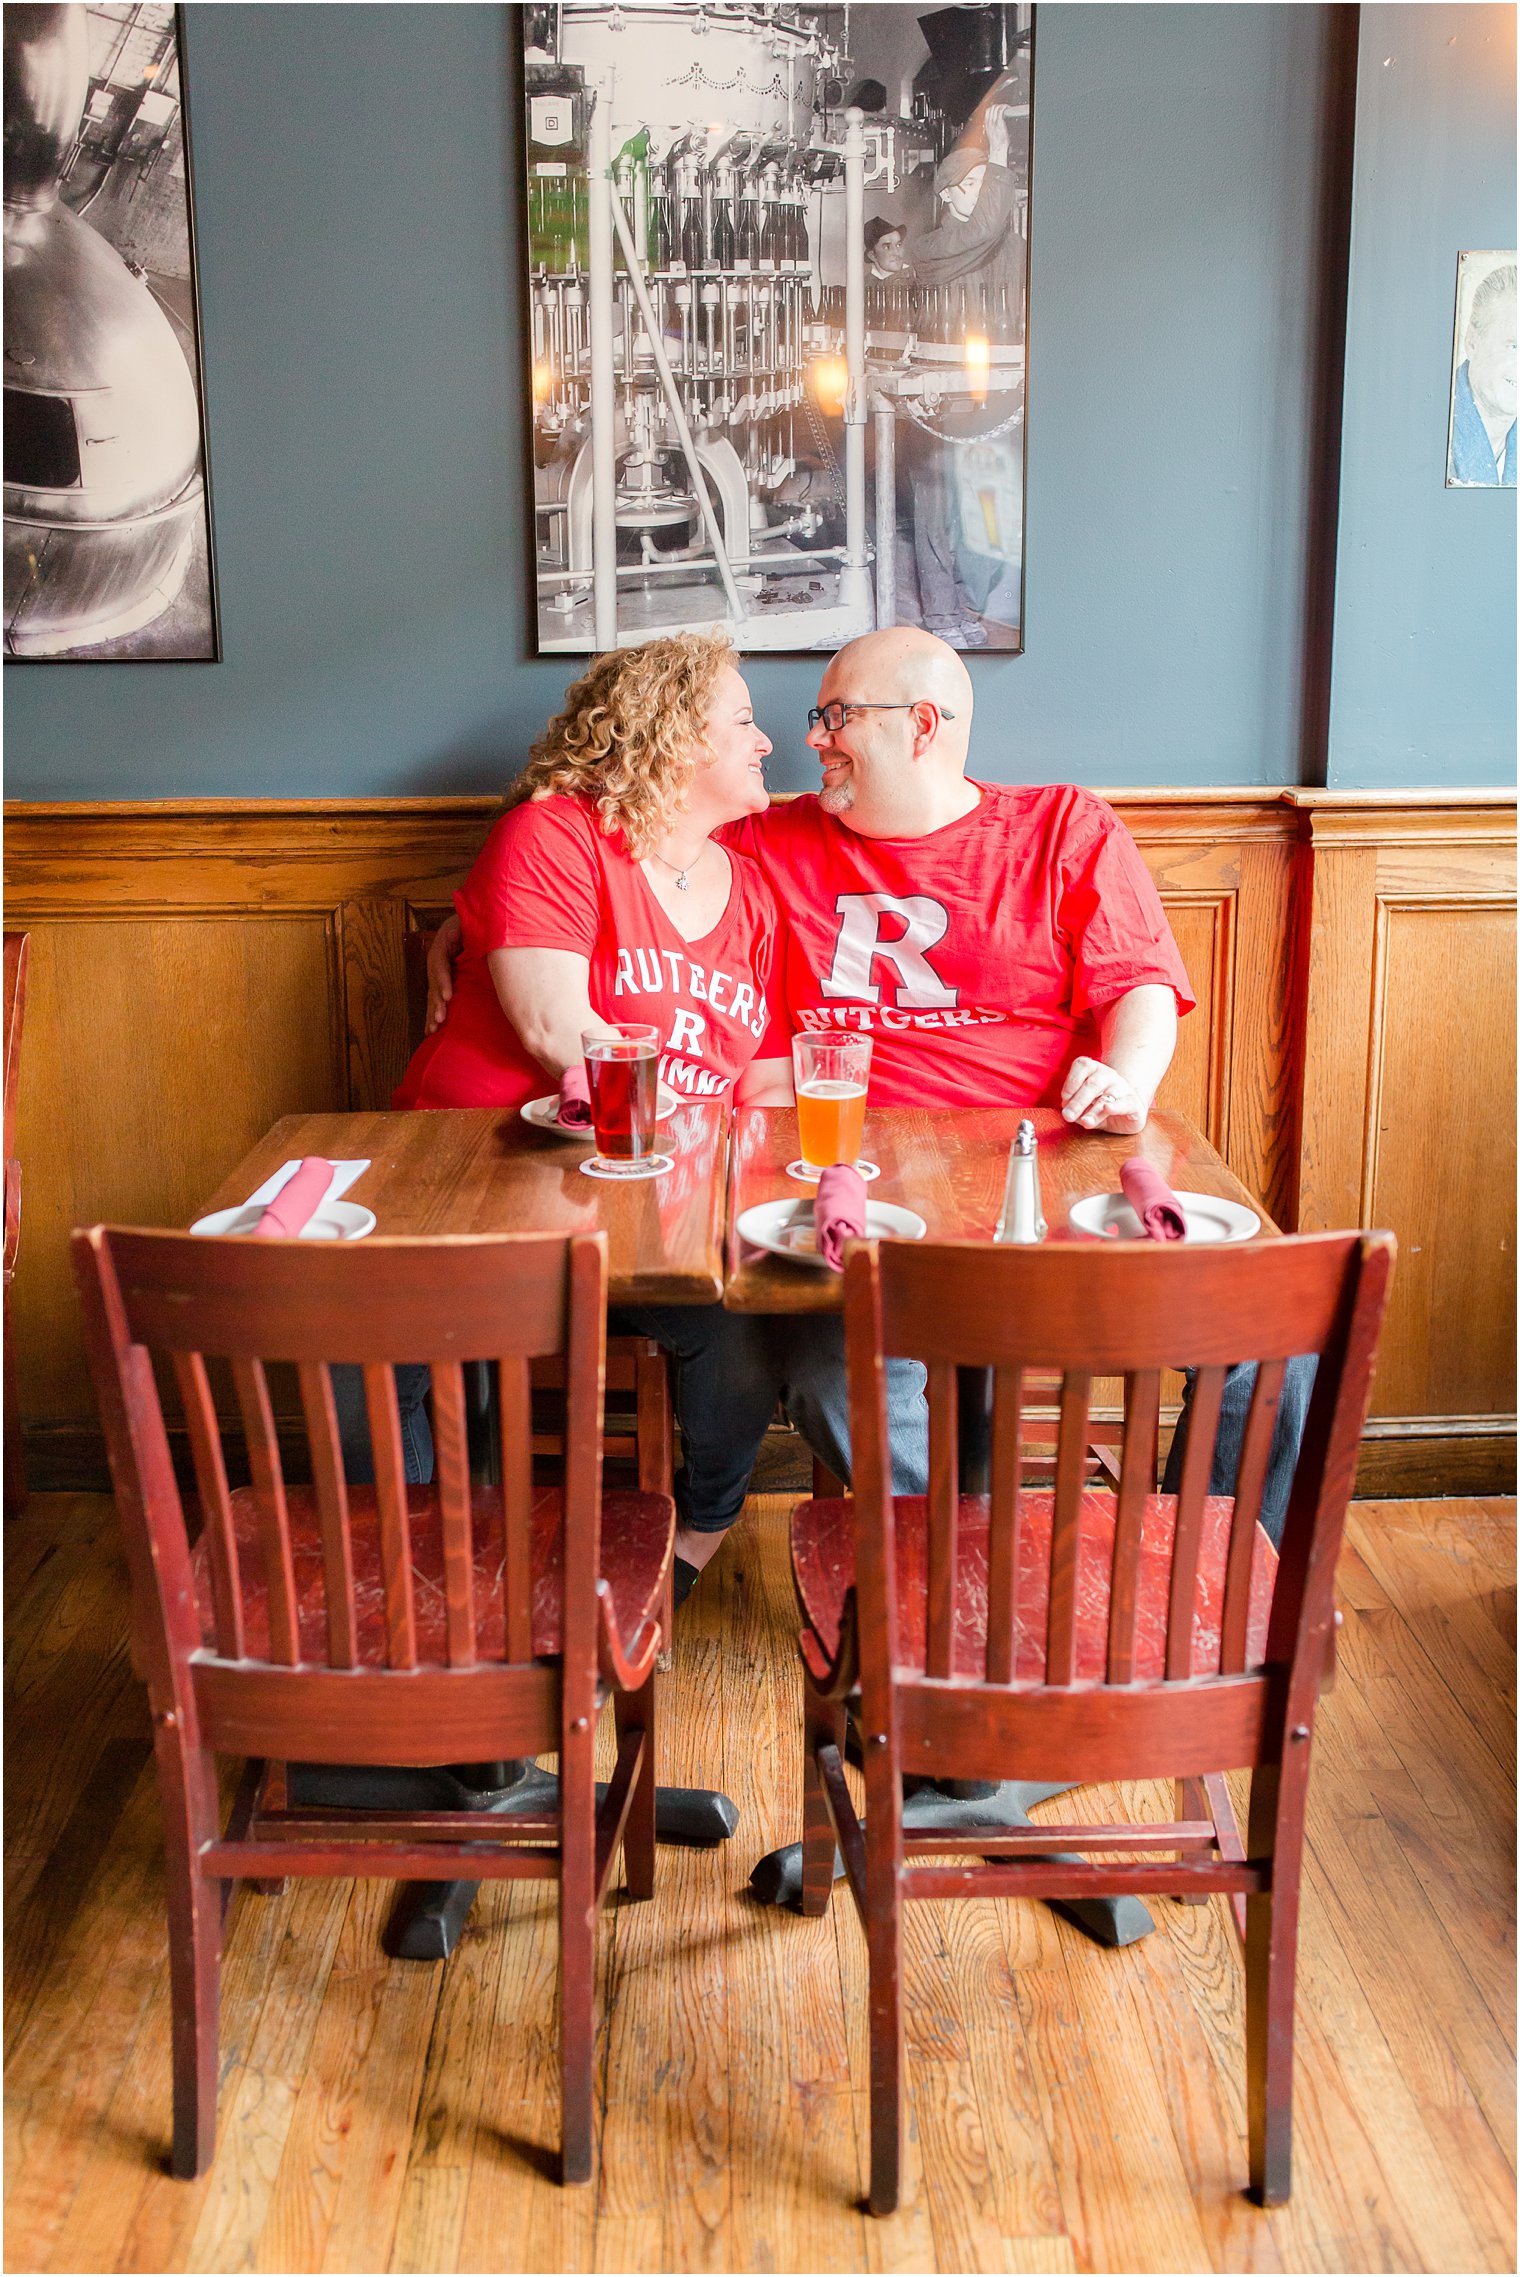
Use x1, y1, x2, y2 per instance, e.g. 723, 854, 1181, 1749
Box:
1162, 1357, 1317, 1548
773, 1323, 1316, 1550
329, 1304, 780, 1536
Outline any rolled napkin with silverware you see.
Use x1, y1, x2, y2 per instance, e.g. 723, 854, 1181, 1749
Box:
1120, 1157, 1186, 1241
251, 1157, 336, 1239
557, 1064, 594, 1129
815, 1163, 868, 1271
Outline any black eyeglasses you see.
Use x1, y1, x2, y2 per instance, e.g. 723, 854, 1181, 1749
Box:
806, 700, 956, 733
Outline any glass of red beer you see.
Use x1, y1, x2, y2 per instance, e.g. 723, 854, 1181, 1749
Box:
792, 1033, 872, 1174
583, 1024, 661, 1176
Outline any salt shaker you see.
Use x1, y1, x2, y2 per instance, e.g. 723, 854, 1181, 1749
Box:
996, 1118, 1048, 1244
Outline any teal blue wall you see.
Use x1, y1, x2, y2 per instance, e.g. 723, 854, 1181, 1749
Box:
4, 3, 1508, 799
1328, 4, 1516, 787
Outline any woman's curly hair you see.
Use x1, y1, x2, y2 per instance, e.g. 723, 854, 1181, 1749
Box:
508, 632, 736, 857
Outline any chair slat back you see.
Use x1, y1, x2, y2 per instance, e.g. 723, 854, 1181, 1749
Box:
925, 1362, 958, 1677
363, 1362, 419, 1667
499, 1356, 536, 1665
1107, 1370, 1161, 1683
72, 1228, 609, 1695
984, 1367, 1027, 1684
173, 1351, 245, 1660
296, 1362, 358, 1666
1166, 1362, 1225, 1679
1220, 1357, 1285, 1674
844, 1233, 1393, 1739
428, 1358, 475, 1668
231, 1357, 302, 1665
1045, 1370, 1092, 1685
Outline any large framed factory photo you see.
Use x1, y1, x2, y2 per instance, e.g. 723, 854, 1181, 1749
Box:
4, 3, 218, 661
523, 3, 1032, 654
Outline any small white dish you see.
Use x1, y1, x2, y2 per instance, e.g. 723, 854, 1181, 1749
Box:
520, 1083, 679, 1137
1067, 1190, 1261, 1244
191, 1198, 377, 1241
737, 1197, 927, 1267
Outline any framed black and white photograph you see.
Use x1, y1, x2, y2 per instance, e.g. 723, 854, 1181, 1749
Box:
522, 2, 1032, 654
4, 2, 219, 660
1446, 251, 1516, 490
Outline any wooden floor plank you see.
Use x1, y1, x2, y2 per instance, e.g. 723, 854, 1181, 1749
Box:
1005, 1919, 1216, 2275
707, 1510, 854, 2272
1289, 1871, 1495, 2273
4, 1760, 175, 2270
1344, 1505, 1516, 1730
5, 1491, 1514, 2276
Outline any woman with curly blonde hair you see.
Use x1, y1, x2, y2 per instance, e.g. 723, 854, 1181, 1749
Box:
382, 636, 792, 1603
396, 631, 789, 1119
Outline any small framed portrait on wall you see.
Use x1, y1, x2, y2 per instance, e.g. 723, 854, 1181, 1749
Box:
1446, 250, 1516, 490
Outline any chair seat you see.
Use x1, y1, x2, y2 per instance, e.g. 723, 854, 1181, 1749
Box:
192, 1484, 674, 1665
791, 1491, 1278, 1682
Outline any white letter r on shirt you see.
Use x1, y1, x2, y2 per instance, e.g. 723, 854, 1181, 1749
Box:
820, 894, 959, 1008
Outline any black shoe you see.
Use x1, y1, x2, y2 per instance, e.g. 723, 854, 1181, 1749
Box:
672, 1555, 701, 1612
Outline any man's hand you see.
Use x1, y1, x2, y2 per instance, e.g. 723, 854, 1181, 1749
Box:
425, 912, 464, 1033
1062, 984, 1177, 1132
984, 103, 1012, 168
1060, 1056, 1148, 1134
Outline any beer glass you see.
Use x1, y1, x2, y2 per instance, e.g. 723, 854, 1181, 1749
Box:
583, 1025, 661, 1175
792, 1033, 872, 1173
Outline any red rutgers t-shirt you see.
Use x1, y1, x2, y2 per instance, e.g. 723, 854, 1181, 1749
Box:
394, 794, 787, 1112
722, 783, 1195, 1109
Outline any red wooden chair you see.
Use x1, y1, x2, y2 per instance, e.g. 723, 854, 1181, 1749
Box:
73, 1223, 674, 2185
5, 931, 30, 1517
792, 1230, 1394, 2216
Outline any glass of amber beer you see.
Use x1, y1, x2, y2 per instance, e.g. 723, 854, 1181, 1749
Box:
583, 1024, 662, 1176
792, 1033, 872, 1174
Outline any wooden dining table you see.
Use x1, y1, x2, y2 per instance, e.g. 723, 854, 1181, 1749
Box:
196, 1100, 1275, 1307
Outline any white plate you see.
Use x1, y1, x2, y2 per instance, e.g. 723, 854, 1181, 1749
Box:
190, 1198, 377, 1241
737, 1197, 927, 1267
520, 1083, 680, 1137
1067, 1190, 1260, 1244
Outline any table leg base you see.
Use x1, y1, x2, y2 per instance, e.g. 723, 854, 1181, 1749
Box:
748, 1779, 1156, 1947
283, 1762, 738, 1962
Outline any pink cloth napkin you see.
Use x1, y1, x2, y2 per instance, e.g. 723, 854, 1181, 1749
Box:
557, 1065, 593, 1129
1120, 1157, 1186, 1241
251, 1157, 335, 1239
815, 1163, 868, 1271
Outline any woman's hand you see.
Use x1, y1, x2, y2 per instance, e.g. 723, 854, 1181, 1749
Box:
425, 912, 464, 1033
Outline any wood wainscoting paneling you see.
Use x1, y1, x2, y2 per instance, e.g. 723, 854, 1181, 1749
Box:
4, 790, 1513, 1495
1293, 794, 1517, 1490
4, 801, 490, 1459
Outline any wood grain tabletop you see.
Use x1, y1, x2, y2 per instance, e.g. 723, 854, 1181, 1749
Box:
192, 1104, 731, 1306
723, 1105, 1279, 1313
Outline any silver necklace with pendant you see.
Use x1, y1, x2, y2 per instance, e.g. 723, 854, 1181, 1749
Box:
648, 843, 711, 892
